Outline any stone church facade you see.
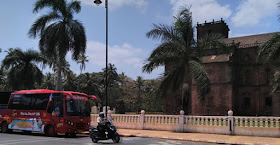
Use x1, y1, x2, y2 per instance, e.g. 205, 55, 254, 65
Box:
164, 19, 280, 116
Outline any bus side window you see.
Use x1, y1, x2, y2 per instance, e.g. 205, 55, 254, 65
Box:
8, 94, 22, 109
47, 101, 54, 114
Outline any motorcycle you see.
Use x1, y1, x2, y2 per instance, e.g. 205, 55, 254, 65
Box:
89, 119, 120, 143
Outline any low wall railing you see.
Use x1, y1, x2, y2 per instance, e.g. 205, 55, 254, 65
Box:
90, 110, 280, 137
145, 115, 179, 124
112, 114, 140, 123
233, 117, 280, 128
185, 116, 228, 126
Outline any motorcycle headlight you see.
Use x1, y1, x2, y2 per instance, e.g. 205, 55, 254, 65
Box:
71, 122, 74, 126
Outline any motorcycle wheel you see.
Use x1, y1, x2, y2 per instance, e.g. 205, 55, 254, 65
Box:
112, 133, 120, 143
92, 138, 98, 143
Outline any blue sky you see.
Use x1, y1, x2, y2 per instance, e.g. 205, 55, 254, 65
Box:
0, 0, 279, 80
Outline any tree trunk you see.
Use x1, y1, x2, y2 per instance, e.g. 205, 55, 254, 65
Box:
56, 60, 63, 91
181, 83, 188, 113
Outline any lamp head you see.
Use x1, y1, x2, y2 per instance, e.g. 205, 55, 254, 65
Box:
94, 0, 102, 6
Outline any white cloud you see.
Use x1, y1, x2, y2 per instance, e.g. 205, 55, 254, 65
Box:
231, 0, 278, 27
169, 0, 232, 24
65, 41, 163, 79
86, 41, 143, 68
78, 0, 148, 10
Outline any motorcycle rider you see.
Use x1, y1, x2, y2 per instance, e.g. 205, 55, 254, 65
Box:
97, 112, 106, 137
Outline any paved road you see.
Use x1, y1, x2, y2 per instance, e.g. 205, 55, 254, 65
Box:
0, 132, 216, 145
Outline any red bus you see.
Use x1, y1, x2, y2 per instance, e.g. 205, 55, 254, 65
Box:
0, 89, 97, 137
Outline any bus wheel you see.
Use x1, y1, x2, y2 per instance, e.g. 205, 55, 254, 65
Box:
1, 122, 8, 133
45, 125, 56, 137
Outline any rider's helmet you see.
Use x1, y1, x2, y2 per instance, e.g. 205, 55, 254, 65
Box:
99, 112, 105, 118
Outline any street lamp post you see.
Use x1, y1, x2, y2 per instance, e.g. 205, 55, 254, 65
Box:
94, 0, 108, 118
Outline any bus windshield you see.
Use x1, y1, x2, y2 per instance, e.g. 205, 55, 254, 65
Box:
66, 95, 90, 116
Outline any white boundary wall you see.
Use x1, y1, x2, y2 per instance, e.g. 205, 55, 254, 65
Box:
91, 110, 280, 137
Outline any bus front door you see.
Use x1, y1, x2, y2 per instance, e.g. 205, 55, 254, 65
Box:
47, 94, 64, 127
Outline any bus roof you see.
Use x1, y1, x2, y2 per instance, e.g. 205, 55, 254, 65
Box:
13, 89, 56, 94
12, 89, 88, 96
61, 91, 87, 96
88, 95, 98, 101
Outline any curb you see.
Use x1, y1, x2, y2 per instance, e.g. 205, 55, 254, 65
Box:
118, 133, 244, 145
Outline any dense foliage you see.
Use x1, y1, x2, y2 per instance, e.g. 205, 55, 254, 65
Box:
0, 52, 163, 112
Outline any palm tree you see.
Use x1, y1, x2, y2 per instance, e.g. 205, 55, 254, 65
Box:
197, 33, 229, 56
258, 33, 280, 92
102, 63, 119, 88
134, 76, 145, 111
29, 0, 86, 91
63, 70, 77, 91
78, 73, 97, 94
143, 7, 211, 112
102, 63, 120, 108
40, 72, 56, 90
2, 48, 46, 90
0, 65, 9, 91
51, 59, 71, 79
77, 54, 89, 74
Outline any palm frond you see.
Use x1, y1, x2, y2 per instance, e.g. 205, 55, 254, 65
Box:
156, 63, 186, 98
174, 7, 195, 48
149, 41, 181, 58
143, 52, 181, 73
258, 33, 280, 64
67, 0, 81, 14
33, 0, 64, 13
188, 60, 210, 101
146, 24, 177, 42
68, 20, 86, 60
272, 67, 280, 92
28, 11, 61, 38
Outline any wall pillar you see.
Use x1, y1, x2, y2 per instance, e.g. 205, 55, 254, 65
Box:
139, 110, 145, 130
103, 106, 110, 113
107, 110, 113, 120
91, 106, 98, 114
179, 110, 185, 132
228, 110, 234, 135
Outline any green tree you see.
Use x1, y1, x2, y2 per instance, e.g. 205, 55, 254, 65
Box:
143, 79, 163, 112
78, 73, 96, 94
63, 70, 77, 91
29, 0, 86, 91
119, 75, 137, 112
103, 63, 119, 87
102, 63, 121, 108
51, 59, 71, 79
77, 54, 89, 73
40, 72, 56, 90
143, 7, 211, 112
134, 76, 145, 111
0, 65, 9, 91
2, 48, 46, 90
